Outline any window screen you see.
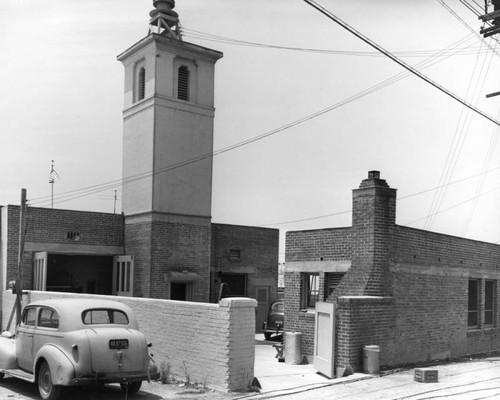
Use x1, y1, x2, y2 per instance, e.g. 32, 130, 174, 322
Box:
468, 279, 478, 328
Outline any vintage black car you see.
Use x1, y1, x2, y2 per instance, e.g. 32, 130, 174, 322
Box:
262, 300, 284, 340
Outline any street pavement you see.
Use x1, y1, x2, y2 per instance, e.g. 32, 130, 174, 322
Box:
1, 335, 500, 399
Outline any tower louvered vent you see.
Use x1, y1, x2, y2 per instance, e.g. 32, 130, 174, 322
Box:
177, 66, 189, 101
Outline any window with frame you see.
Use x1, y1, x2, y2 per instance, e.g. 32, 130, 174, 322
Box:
21, 308, 37, 327
82, 309, 129, 325
485, 280, 495, 327
133, 60, 146, 103
38, 308, 59, 329
468, 279, 479, 328
302, 273, 319, 310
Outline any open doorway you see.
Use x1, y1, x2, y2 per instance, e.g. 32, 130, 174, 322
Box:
219, 273, 247, 297
42, 254, 113, 295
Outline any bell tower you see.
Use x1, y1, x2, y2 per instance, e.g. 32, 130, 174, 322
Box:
118, 0, 223, 300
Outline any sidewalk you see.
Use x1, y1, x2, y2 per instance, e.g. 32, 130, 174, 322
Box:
253, 334, 371, 394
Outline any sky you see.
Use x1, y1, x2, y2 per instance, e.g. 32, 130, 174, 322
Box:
1, 0, 499, 262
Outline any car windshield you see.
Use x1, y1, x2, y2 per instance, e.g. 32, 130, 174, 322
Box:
82, 309, 129, 325
272, 302, 284, 312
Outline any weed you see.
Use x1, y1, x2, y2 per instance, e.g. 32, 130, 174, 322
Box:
159, 361, 171, 384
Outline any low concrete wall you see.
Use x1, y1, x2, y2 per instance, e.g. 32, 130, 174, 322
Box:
2, 290, 256, 392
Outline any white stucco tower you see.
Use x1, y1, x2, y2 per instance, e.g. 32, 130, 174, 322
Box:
117, 0, 223, 300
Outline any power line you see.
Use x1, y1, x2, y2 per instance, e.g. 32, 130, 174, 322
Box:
261, 166, 500, 227
461, 110, 500, 235
404, 184, 500, 227
303, 0, 500, 127
28, 34, 484, 208
423, 38, 496, 229
459, 0, 483, 16
183, 28, 494, 57
437, 0, 500, 51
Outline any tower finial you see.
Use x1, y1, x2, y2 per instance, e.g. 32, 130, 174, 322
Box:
149, 0, 182, 39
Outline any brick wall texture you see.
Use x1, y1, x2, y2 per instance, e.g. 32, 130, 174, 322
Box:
1, 206, 123, 290
284, 172, 500, 374
125, 218, 211, 300
2, 290, 256, 392
211, 224, 279, 302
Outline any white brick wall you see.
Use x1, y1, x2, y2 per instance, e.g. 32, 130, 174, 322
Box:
2, 290, 257, 391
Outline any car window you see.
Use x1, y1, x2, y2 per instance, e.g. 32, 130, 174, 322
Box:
21, 308, 37, 327
82, 309, 129, 325
38, 308, 59, 329
272, 302, 284, 312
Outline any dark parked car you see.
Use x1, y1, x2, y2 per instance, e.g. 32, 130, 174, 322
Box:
262, 300, 284, 340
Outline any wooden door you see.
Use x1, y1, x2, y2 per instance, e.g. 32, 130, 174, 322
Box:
33, 252, 47, 291
313, 301, 335, 378
255, 286, 270, 332
16, 307, 36, 371
113, 256, 134, 296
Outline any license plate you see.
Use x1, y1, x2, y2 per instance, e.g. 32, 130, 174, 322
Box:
109, 339, 129, 349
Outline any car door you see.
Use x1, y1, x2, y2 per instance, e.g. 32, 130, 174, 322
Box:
33, 307, 60, 358
16, 307, 37, 372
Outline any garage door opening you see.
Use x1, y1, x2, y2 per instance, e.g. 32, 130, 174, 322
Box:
42, 254, 113, 295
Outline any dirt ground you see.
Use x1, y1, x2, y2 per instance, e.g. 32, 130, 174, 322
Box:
0, 378, 243, 400
134, 380, 243, 400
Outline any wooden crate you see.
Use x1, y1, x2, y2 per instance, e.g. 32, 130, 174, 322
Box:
414, 368, 438, 383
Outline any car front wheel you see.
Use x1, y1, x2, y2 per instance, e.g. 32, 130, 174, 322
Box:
120, 381, 142, 394
38, 361, 62, 400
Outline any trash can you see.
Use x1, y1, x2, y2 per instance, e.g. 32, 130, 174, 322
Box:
363, 345, 380, 374
284, 332, 302, 365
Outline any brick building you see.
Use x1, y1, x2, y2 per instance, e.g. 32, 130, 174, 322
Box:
285, 170, 500, 374
0, 1, 278, 322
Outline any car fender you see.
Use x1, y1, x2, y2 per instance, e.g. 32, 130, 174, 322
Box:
35, 344, 75, 386
0, 333, 18, 370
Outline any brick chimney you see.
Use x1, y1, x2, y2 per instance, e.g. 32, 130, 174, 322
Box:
345, 171, 397, 296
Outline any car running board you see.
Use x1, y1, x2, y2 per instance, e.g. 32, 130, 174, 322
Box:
2, 369, 35, 383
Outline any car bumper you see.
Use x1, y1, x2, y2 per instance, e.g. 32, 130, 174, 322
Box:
71, 371, 160, 385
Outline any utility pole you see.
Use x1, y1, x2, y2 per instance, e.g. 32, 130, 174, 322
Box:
49, 160, 59, 208
479, 0, 500, 98
479, 0, 500, 38
7, 189, 27, 329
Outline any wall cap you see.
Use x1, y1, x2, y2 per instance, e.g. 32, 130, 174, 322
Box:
219, 297, 257, 308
